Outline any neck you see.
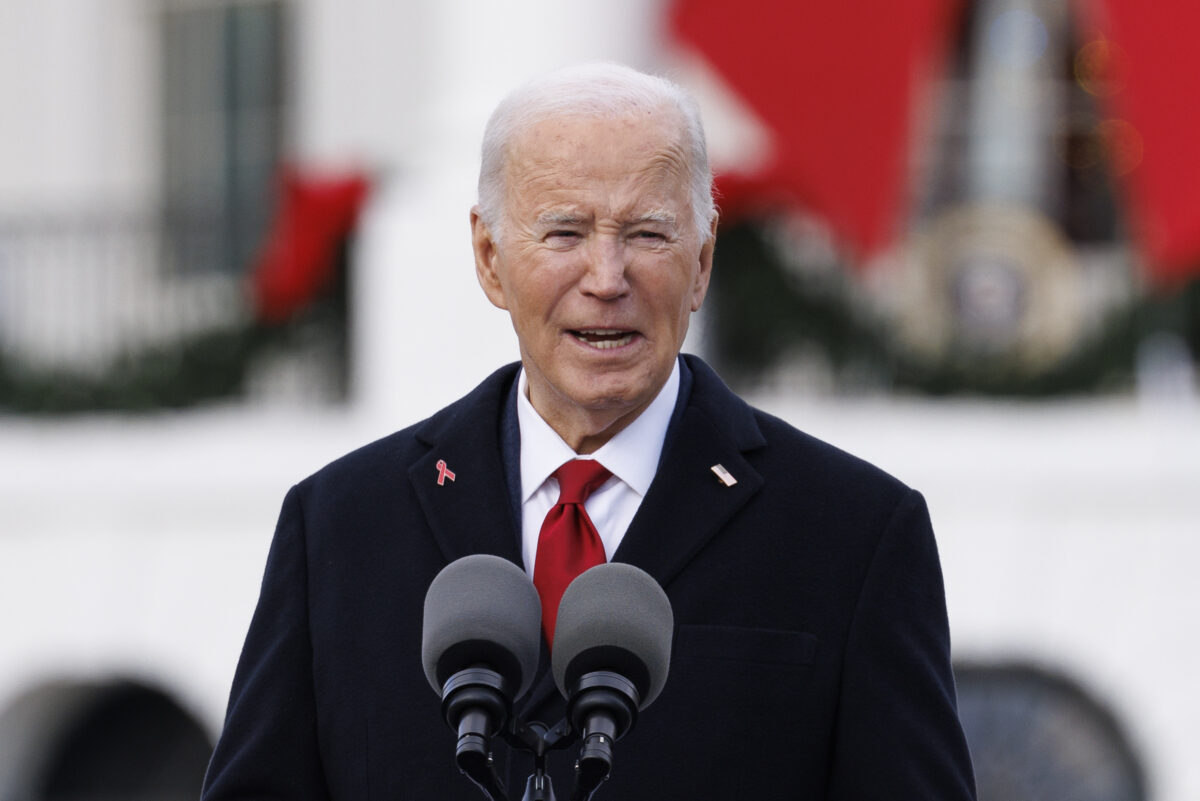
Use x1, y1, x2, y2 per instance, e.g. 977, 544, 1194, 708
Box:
518, 360, 680, 455
537, 398, 652, 455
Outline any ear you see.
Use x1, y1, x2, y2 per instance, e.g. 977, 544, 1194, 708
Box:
690, 214, 718, 312
471, 206, 509, 310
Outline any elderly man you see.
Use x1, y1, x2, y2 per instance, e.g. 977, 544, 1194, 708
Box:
202, 63, 976, 800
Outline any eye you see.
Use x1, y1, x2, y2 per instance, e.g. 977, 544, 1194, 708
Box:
631, 229, 669, 246
542, 230, 583, 250
546, 229, 581, 241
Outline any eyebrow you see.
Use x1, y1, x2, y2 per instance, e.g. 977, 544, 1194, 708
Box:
536, 211, 589, 227
632, 210, 677, 226
534, 209, 679, 228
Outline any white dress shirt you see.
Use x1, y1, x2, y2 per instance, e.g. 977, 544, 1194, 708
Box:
517, 361, 681, 578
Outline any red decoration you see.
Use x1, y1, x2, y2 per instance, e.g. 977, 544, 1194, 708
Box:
671, 0, 1200, 283
669, 0, 963, 260
249, 166, 370, 324
1074, 0, 1200, 284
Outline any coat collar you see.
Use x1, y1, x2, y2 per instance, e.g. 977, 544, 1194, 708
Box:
408, 356, 766, 580
410, 356, 767, 727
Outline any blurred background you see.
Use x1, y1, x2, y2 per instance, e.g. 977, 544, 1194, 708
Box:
1, 0, 1197, 799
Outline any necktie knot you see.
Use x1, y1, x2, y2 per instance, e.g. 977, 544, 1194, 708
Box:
552, 459, 612, 505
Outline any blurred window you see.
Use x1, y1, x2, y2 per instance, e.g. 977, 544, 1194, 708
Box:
161, 0, 287, 275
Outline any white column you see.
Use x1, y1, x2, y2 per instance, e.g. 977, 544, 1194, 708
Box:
351, 0, 669, 423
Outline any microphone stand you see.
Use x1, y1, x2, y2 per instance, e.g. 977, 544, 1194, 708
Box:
443, 671, 641, 801
440, 669, 586, 801
452, 673, 640, 801
456, 712, 602, 801
504, 717, 576, 801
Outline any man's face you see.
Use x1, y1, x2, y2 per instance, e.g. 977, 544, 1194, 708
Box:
473, 110, 715, 451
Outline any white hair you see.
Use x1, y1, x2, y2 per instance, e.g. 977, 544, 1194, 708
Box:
476, 62, 716, 243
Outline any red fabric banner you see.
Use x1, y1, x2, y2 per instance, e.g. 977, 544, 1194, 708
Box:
250, 166, 370, 324
669, 0, 963, 260
1074, 0, 1200, 284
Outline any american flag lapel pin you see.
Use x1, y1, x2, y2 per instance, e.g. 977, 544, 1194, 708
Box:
435, 459, 456, 486
710, 464, 737, 487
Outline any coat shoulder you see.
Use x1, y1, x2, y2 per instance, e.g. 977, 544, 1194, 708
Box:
683, 355, 912, 505
752, 406, 912, 500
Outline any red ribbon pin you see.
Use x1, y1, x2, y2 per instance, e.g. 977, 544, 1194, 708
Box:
435, 459, 456, 486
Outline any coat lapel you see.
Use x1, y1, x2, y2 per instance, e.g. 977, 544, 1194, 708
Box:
408, 365, 524, 567
613, 356, 765, 588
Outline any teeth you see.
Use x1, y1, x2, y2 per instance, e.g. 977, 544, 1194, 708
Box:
573, 330, 635, 349
584, 335, 633, 349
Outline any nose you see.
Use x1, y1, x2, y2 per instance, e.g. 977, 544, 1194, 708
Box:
579, 236, 630, 299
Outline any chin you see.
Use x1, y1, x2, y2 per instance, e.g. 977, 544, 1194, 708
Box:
569, 385, 636, 410
555, 373, 630, 404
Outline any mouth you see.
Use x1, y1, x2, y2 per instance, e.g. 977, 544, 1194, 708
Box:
570, 328, 637, 350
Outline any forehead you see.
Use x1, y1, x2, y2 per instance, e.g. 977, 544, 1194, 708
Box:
502, 111, 692, 217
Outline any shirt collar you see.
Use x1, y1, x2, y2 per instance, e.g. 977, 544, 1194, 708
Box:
517, 359, 681, 502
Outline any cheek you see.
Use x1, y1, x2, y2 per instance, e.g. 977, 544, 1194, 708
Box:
500, 272, 563, 334
665, 267, 703, 316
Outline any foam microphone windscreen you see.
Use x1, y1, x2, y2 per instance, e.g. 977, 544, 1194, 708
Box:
551, 562, 674, 708
421, 554, 543, 699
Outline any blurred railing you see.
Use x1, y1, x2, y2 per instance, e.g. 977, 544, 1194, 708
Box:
0, 214, 240, 372
0, 214, 347, 413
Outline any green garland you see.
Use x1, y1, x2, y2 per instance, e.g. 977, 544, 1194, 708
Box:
709, 220, 1198, 396
0, 300, 346, 415
5, 221, 1195, 411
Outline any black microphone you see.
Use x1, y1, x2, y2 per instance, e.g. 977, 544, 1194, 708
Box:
551, 563, 674, 799
422, 554, 542, 798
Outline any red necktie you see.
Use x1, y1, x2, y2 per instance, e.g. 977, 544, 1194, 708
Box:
533, 459, 612, 646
